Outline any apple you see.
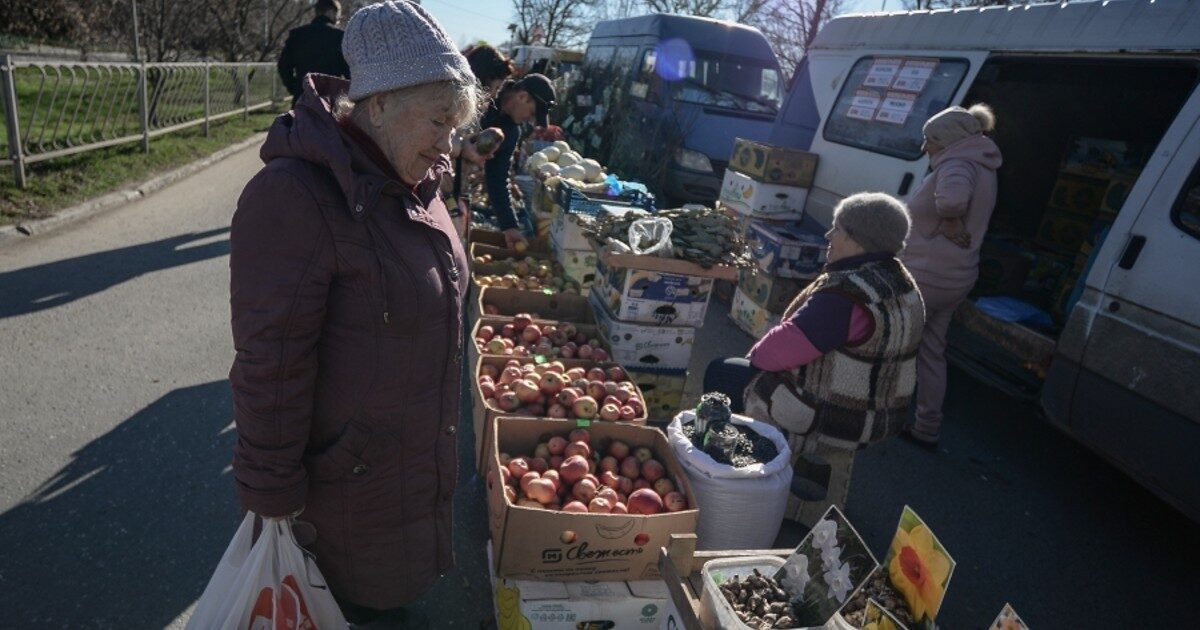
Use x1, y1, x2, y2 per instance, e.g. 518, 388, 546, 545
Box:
495, 391, 521, 412
620, 406, 637, 421
599, 457, 619, 474
626, 397, 646, 416
634, 446, 654, 464
512, 314, 533, 332
628, 488, 664, 515
620, 457, 640, 480
486, 338, 507, 354
559, 455, 589, 485
565, 441, 591, 459
587, 368, 606, 382
596, 486, 619, 504
549, 455, 564, 470
569, 428, 591, 444
572, 397, 598, 419
560, 343, 576, 359
481, 364, 500, 380
521, 324, 541, 344
498, 366, 522, 385
573, 478, 598, 503
587, 381, 608, 401
576, 344, 593, 359
519, 471, 541, 495
599, 470, 620, 490
527, 478, 558, 504
603, 395, 622, 409
617, 476, 633, 496
664, 491, 688, 512
608, 440, 630, 460
565, 367, 586, 381
547, 403, 568, 418
557, 387, 581, 407
588, 497, 612, 513
548, 436, 568, 456
533, 443, 551, 460
653, 478, 675, 497
599, 403, 622, 422
525, 403, 545, 416
508, 458, 531, 479
562, 501, 588, 513
592, 348, 609, 362
542, 469, 561, 492
611, 502, 628, 514
641, 460, 666, 483
479, 381, 496, 399
529, 457, 549, 474
634, 478, 651, 491
539, 371, 566, 395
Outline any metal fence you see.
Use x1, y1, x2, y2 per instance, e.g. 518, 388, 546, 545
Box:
1, 56, 282, 187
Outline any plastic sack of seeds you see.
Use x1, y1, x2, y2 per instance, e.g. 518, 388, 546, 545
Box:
669, 411, 792, 551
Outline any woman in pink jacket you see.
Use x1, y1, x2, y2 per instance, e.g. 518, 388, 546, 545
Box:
900, 104, 1003, 448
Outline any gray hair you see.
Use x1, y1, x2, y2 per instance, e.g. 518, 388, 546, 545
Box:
335, 78, 485, 131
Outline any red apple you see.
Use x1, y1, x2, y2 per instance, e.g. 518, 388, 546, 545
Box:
559, 455, 589, 485
560, 343, 576, 359
626, 397, 646, 416
628, 488, 664, 515
565, 367, 586, 381
565, 441, 591, 459
519, 472, 540, 495
549, 455, 564, 470
569, 428, 591, 444
612, 502, 628, 514
572, 396, 598, 419
617, 476, 633, 496
527, 478, 557, 504
608, 440, 631, 460
562, 501, 588, 513
634, 478, 652, 491
512, 314, 533, 332
479, 381, 496, 399
481, 364, 500, 379
547, 403, 568, 418
641, 460, 665, 483
603, 395, 623, 409
525, 403, 545, 416
495, 391, 521, 412
576, 344, 593, 359
587, 368, 606, 382
664, 491, 688, 512
521, 324, 542, 344
653, 478, 675, 497
634, 446, 654, 464
499, 366, 522, 385
588, 497, 612, 513
539, 371, 566, 395
596, 486, 619, 504
620, 406, 637, 421
599, 470, 620, 490
599, 457, 619, 474
529, 457, 549, 474
620, 456, 640, 480
573, 478, 598, 503
587, 381, 608, 401
548, 436, 568, 455
599, 403, 622, 422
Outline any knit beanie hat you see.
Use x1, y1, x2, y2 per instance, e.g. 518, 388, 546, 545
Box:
922, 104, 996, 152
832, 192, 912, 255
342, 1, 472, 103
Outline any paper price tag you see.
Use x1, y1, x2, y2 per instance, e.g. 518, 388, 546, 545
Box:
892, 59, 938, 93
875, 92, 916, 126
534, 355, 547, 364
847, 89, 881, 121
863, 57, 902, 88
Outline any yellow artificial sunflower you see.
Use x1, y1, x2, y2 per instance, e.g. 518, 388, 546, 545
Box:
887, 524, 952, 622
865, 617, 899, 630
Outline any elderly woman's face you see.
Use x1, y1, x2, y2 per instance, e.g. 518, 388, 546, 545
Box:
825, 222, 865, 264
368, 90, 459, 186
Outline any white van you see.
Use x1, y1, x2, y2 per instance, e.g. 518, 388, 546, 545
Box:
769, 0, 1200, 521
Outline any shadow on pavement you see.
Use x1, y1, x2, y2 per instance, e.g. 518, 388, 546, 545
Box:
0, 227, 230, 320
0, 380, 238, 628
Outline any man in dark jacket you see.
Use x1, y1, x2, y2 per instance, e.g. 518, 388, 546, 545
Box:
481, 73, 556, 248
277, 0, 350, 105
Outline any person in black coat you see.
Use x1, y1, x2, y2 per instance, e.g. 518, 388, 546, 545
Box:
277, 0, 350, 105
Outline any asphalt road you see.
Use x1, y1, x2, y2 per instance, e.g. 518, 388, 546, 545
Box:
0, 143, 1197, 629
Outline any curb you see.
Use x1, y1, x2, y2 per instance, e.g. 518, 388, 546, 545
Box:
0, 131, 267, 246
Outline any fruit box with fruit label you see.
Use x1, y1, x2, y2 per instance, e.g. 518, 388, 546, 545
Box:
551, 237, 600, 289
728, 138, 818, 188
737, 268, 808, 316
486, 417, 699, 582
472, 356, 650, 474
590, 292, 696, 371
730, 286, 781, 339
718, 169, 807, 221
627, 368, 688, 422
476, 287, 595, 327
745, 218, 828, 280
468, 317, 609, 378
593, 259, 713, 328
487, 541, 670, 630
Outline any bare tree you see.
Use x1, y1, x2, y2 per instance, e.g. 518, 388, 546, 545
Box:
198, 0, 309, 62
642, 0, 726, 15
747, 0, 844, 77
510, 0, 600, 49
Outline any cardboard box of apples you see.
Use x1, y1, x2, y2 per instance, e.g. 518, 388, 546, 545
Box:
486, 417, 699, 582
471, 355, 650, 472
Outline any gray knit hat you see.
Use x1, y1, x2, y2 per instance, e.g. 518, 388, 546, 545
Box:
342, 1, 472, 103
832, 192, 912, 255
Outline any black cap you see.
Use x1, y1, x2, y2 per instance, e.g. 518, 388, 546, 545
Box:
516, 73, 556, 127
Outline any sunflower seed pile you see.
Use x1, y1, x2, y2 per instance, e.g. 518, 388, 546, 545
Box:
838, 571, 914, 628
580, 206, 755, 269
681, 422, 779, 467
718, 569, 799, 629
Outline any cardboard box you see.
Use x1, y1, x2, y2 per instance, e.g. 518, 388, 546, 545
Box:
487, 417, 699, 582
468, 229, 550, 254
488, 541, 671, 630
472, 356, 648, 473
470, 243, 554, 264
737, 268, 807, 316
593, 259, 713, 328
728, 138, 818, 188
730, 287, 781, 338
628, 368, 688, 421
718, 169, 807, 221
745, 218, 827, 280
552, 237, 600, 289
591, 239, 739, 282
549, 206, 592, 251
478, 287, 595, 325
590, 292, 696, 371
469, 316, 608, 370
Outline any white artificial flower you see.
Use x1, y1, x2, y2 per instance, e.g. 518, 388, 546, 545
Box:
823, 561, 853, 602
810, 518, 839, 552
820, 543, 842, 570
782, 554, 810, 594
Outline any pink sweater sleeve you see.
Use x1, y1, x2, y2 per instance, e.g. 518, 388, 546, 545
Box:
748, 303, 874, 372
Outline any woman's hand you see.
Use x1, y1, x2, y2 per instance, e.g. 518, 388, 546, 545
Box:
934, 217, 972, 249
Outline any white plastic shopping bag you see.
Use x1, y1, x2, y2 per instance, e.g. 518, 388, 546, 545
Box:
188, 512, 346, 630
627, 217, 674, 257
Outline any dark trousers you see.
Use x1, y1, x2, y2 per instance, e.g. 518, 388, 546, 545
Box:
702, 357, 759, 414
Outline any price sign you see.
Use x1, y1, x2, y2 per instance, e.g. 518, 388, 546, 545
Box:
893, 59, 938, 93
863, 58, 902, 88
875, 92, 916, 125
847, 89, 881, 121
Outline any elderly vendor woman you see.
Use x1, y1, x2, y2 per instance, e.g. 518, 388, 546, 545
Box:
704, 192, 925, 520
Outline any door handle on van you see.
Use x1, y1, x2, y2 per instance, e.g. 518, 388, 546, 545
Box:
898, 173, 914, 196
1118, 235, 1146, 270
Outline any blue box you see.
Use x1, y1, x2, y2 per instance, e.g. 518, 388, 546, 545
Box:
746, 217, 828, 280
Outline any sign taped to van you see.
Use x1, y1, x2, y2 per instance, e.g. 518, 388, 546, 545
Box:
863, 58, 902, 88
893, 59, 938, 93
875, 92, 916, 125
847, 89, 881, 121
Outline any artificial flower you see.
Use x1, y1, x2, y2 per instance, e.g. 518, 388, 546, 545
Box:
823, 560, 853, 602
820, 543, 843, 570
887, 524, 952, 622
810, 518, 838, 551
782, 554, 810, 594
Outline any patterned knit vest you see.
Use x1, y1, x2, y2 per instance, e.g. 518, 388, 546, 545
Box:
745, 257, 925, 450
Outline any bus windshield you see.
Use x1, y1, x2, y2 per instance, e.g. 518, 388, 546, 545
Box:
666, 53, 781, 114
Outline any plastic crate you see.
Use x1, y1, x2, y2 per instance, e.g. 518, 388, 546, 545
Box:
554, 180, 656, 215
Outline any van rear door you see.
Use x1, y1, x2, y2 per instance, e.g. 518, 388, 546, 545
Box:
803, 51, 987, 225
1062, 91, 1200, 521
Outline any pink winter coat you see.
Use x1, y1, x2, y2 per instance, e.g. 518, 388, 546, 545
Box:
901, 134, 1002, 291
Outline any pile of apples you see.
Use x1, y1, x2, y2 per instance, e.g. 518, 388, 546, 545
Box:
476, 314, 609, 360
491, 428, 689, 515
473, 255, 581, 294
480, 359, 645, 421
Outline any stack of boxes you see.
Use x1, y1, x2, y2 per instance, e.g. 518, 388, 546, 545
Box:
717, 138, 827, 337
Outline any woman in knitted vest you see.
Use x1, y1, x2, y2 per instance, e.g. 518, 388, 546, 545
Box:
704, 193, 925, 522
900, 104, 1002, 449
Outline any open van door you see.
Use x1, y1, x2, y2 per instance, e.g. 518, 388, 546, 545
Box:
1054, 90, 1200, 522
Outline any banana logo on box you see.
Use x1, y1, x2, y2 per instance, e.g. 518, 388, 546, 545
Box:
494, 579, 532, 630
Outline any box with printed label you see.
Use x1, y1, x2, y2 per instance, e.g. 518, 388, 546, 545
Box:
718, 169, 807, 220
737, 268, 807, 316
590, 292, 696, 371
628, 367, 688, 421
488, 541, 670, 630
728, 138, 818, 188
745, 218, 827, 279
730, 287, 781, 339
594, 258, 713, 327
552, 234, 600, 289
487, 417, 699, 582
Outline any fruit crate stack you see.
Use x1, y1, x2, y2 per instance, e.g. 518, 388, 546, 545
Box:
716, 138, 826, 338
549, 179, 656, 292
